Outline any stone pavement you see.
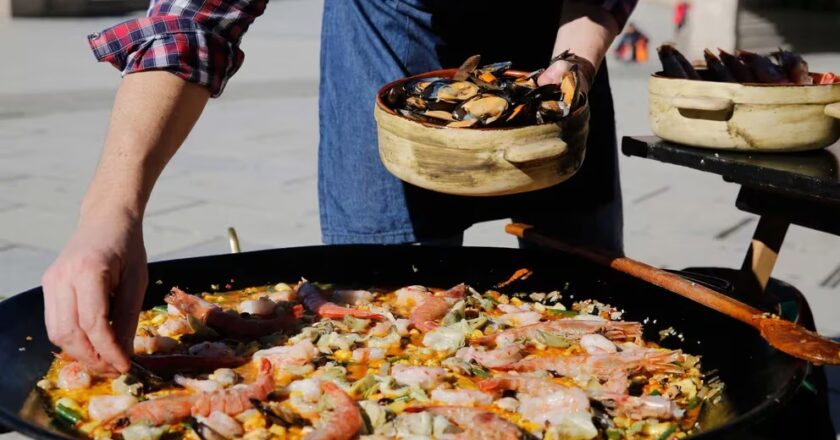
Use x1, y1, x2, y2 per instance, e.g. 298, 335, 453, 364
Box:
1, 0, 839, 437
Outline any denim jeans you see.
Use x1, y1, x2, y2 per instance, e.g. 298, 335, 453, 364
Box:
319, 0, 623, 254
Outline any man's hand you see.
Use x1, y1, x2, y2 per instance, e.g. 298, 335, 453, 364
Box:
43, 211, 146, 374
42, 72, 210, 374
537, 0, 622, 91
538, 55, 596, 93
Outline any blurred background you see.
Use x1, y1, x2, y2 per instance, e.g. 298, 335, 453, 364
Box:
0, 0, 839, 436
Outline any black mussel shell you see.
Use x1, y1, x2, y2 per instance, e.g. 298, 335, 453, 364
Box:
453, 54, 481, 81
384, 84, 407, 108
476, 61, 513, 76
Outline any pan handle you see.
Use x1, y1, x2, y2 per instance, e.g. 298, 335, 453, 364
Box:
504, 137, 568, 164
824, 102, 840, 119
671, 96, 734, 112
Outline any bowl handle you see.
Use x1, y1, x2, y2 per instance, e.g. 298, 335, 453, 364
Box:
504, 138, 568, 164
671, 96, 734, 112
825, 102, 840, 119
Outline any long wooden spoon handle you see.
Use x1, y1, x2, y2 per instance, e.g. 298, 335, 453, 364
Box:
506, 223, 765, 327
506, 223, 840, 365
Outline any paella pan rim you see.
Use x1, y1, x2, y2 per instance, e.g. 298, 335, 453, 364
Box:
0, 244, 809, 439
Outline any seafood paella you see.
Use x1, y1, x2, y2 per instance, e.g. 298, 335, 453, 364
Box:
37, 278, 723, 440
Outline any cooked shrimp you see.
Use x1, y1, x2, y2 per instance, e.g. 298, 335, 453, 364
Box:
430, 388, 494, 406
412, 406, 522, 440
192, 358, 275, 417
497, 311, 543, 327
297, 281, 384, 321
409, 295, 450, 332
166, 287, 297, 337
351, 347, 386, 363
391, 364, 446, 391
117, 359, 274, 427
157, 317, 193, 338
408, 283, 467, 331
88, 395, 137, 421
594, 393, 684, 420
133, 335, 179, 355
476, 318, 641, 346
456, 343, 524, 369
122, 394, 195, 426
304, 381, 362, 440
394, 285, 432, 309
237, 298, 277, 316
580, 333, 617, 354
369, 320, 393, 337
175, 367, 239, 393
497, 349, 684, 382
394, 318, 411, 336
195, 411, 244, 439
57, 361, 92, 390
478, 375, 595, 438
209, 368, 238, 387
252, 340, 318, 370
175, 375, 223, 393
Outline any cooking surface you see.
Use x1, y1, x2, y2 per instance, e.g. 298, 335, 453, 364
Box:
622, 136, 840, 201
0, 245, 808, 439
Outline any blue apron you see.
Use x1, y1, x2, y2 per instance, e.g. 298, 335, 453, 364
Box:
318, 0, 623, 253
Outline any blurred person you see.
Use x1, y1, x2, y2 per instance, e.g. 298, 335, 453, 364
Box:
614, 22, 648, 63
41, 0, 636, 373
674, 1, 689, 33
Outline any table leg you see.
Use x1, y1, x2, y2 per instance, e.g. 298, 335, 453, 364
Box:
736, 215, 790, 309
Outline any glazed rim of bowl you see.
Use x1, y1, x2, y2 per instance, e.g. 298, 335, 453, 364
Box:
376, 68, 588, 131
650, 70, 839, 88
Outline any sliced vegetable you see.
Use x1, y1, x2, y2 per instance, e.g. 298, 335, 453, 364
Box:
440, 300, 466, 326
343, 315, 372, 332
547, 309, 578, 317
55, 403, 82, 425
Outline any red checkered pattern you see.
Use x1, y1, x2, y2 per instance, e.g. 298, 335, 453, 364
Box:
88, 0, 636, 98
88, 0, 267, 97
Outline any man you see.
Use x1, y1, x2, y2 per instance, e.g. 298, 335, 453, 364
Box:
42, 0, 636, 373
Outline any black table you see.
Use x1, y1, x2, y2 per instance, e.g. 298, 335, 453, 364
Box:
622, 136, 840, 309
622, 136, 839, 439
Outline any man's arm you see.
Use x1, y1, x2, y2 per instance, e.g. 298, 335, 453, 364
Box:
43, 72, 209, 374
44, 0, 267, 373
539, 0, 636, 87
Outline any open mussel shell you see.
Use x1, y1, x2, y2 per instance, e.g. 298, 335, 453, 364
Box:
535, 100, 570, 124
188, 416, 227, 440
453, 92, 511, 126
453, 54, 481, 81
560, 65, 581, 108
405, 76, 446, 95
422, 80, 480, 103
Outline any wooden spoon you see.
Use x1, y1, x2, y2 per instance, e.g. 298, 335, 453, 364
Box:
506, 223, 840, 365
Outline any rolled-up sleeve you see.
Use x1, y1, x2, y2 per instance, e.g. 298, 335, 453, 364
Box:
88, 0, 267, 97
598, 0, 638, 30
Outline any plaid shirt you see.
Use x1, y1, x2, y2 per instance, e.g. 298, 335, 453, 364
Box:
89, 0, 637, 97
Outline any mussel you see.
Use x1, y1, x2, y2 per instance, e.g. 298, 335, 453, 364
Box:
657, 45, 818, 85
771, 48, 812, 85
737, 50, 789, 84
703, 49, 736, 83
453, 93, 511, 126
384, 54, 583, 128
421, 80, 480, 103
